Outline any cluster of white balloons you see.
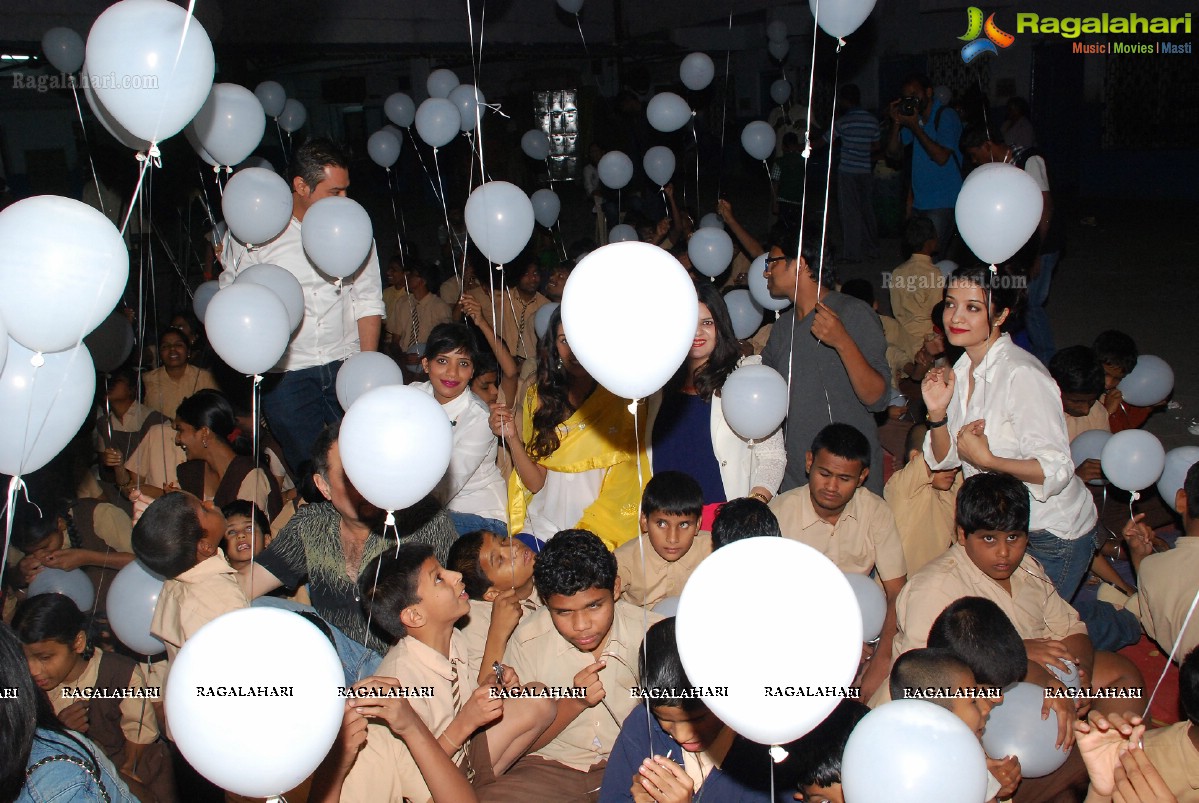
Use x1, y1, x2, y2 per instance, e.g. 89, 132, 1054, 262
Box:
767, 20, 790, 61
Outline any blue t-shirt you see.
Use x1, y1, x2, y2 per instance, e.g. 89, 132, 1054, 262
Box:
651, 391, 727, 504
900, 100, 964, 209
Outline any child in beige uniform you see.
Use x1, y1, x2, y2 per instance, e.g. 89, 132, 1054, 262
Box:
884, 424, 961, 576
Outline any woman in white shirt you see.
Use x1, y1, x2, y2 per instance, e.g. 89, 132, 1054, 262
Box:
415, 323, 509, 536
922, 264, 1098, 602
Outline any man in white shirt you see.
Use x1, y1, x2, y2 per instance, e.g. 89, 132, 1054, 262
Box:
219, 139, 385, 472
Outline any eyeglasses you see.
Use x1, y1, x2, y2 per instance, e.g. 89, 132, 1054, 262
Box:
764, 255, 789, 269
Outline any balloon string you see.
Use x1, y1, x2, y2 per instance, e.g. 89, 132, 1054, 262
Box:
0, 477, 28, 600
119, 151, 154, 237
555, 221, 569, 261
275, 120, 289, 163
409, 126, 444, 206
195, 163, 218, 228
691, 119, 700, 213
716, 11, 733, 206
628, 400, 654, 754
71, 85, 107, 218
1144, 585, 1199, 718
386, 168, 404, 254
574, 12, 590, 62
431, 148, 463, 292
814, 53, 842, 295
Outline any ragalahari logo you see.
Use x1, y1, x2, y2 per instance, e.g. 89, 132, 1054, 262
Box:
959, 7, 1016, 63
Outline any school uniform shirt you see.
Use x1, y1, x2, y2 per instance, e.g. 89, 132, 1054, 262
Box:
889, 253, 942, 363
46, 651, 159, 745
1142, 721, 1199, 802
613, 534, 712, 607
150, 551, 249, 665
499, 291, 550, 366
893, 543, 1088, 661
385, 291, 453, 351
412, 382, 507, 521
1065, 400, 1112, 441
220, 219, 386, 372
923, 334, 1098, 540
504, 600, 664, 771
883, 454, 961, 576
124, 422, 186, 490
1126, 537, 1199, 663
341, 632, 474, 803
769, 486, 907, 581
140, 365, 219, 420
458, 591, 543, 683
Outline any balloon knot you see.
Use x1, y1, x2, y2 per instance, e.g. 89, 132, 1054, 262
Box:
385, 511, 396, 528
769, 745, 790, 763
29, 352, 45, 368
1131, 491, 1141, 502
801, 147, 812, 159
253, 374, 264, 387
988, 263, 998, 274
627, 400, 640, 415
838, 37, 846, 49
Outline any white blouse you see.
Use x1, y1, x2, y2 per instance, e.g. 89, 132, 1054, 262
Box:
413, 382, 508, 521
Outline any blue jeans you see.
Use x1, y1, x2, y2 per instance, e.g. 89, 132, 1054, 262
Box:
251, 597, 384, 685
448, 510, 508, 538
261, 361, 344, 473
1026, 525, 1099, 603
1024, 251, 1059, 364
1073, 597, 1142, 651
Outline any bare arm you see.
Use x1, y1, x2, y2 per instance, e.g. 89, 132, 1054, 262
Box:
491, 406, 548, 493
717, 199, 765, 259
461, 294, 519, 404
236, 561, 284, 600
357, 315, 382, 353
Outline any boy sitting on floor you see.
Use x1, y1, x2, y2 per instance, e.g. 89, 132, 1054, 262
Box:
883, 423, 961, 575
614, 471, 711, 608
711, 497, 782, 549
790, 699, 871, 803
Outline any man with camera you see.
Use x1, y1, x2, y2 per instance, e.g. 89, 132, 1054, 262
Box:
886, 73, 964, 258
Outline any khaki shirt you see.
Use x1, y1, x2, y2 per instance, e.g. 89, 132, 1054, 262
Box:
1143, 721, 1199, 802
150, 551, 249, 666
1065, 400, 1111, 442
883, 455, 961, 576
341, 632, 473, 803
504, 600, 663, 771
47, 652, 159, 744
614, 534, 712, 607
894, 543, 1088, 661
769, 485, 907, 581
457, 591, 543, 682
386, 291, 453, 350
141, 365, 219, 420
889, 253, 941, 362
1127, 537, 1199, 663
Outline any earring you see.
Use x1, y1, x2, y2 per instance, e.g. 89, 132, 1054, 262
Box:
556, 358, 564, 370
201, 438, 209, 448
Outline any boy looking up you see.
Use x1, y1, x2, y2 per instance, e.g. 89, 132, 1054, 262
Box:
485, 530, 663, 800
614, 471, 711, 607
769, 423, 908, 699
884, 423, 961, 575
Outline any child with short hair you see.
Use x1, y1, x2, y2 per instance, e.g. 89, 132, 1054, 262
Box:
710, 497, 782, 549
614, 471, 711, 607
884, 423, 961, 575
600, 618, 800, 801
488, 529, 664, 798
13, 593, 176, 803
790, 699, 871, 803
221, 499, 272, 573
1050, 345, 1111, 446
447, 530, 542, 683
341, 543, 554, 801
890, 215, 941, 367
1093, 330, 1156, 433
132, 492, 248, 668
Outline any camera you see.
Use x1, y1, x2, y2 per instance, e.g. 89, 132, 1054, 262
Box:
898, 96, 921, 116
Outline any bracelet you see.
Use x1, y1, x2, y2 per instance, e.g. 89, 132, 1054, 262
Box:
748, 492, 770, 503
926, 416, 949, 429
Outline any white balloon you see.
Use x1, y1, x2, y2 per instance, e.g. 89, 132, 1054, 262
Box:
766, 20, 789, 42
809, 0, 877, 39
720, 363, 788, 441
699, 213, 724, 230
0, 195, 129, 354
747, 253, 791, 311
521, 130, 551, 161
768, 38, 790, 61
688, 228, 735, 277
427, 69, 460, 99
770, 79, 792, 107
301, 196, 375, 279
647, 93, 693, 133
465, 181, 536, 265
28, 569, 95, 611
679, 53, 715, 91
843, 700, 989, 803
557, 0, 584, 13
530, 189, 562, 229
741, 120, 775, 161
954, 163, 1043, 264
254, 81, 286, 118
0, 342, 96, 475
339, 385, 453, 511
335, 351, 405, 411
192, 280, 221, 323
106, 560, 166, 655
533, 302, 559, 340
449, 84, 486, 132
1158, 446, 1199, 513
1070, 429, 1111, 486
183, 124, 220, 166
676, 538, 862, 744
643, 146, 676, 188
936, 258, 959, 279
415, 98, 460, 148
597, 151, 634, 190
608, 224, 638, 243
190, 83, 266, 166
42, 27, 85, 74
367, 129, 402, 168
982, 682, 1072, 777
384, 92, 416, 128
563, 242, 698, 401
167, 608, 345, 797
0, 316, 8, 376
85, 0, 215, 142
277, 99, 307, 133
653, 596, 680, 617
204, 284, 291, 375
1118, 355, 1174, 407
1101, 430, 1166, 494
236, 264, 305, 332
83, 310, 135, 373
723, 289, 763, 340
842, 572, 886, 642
81, 66, 152, 151
220, 167, 292, 246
